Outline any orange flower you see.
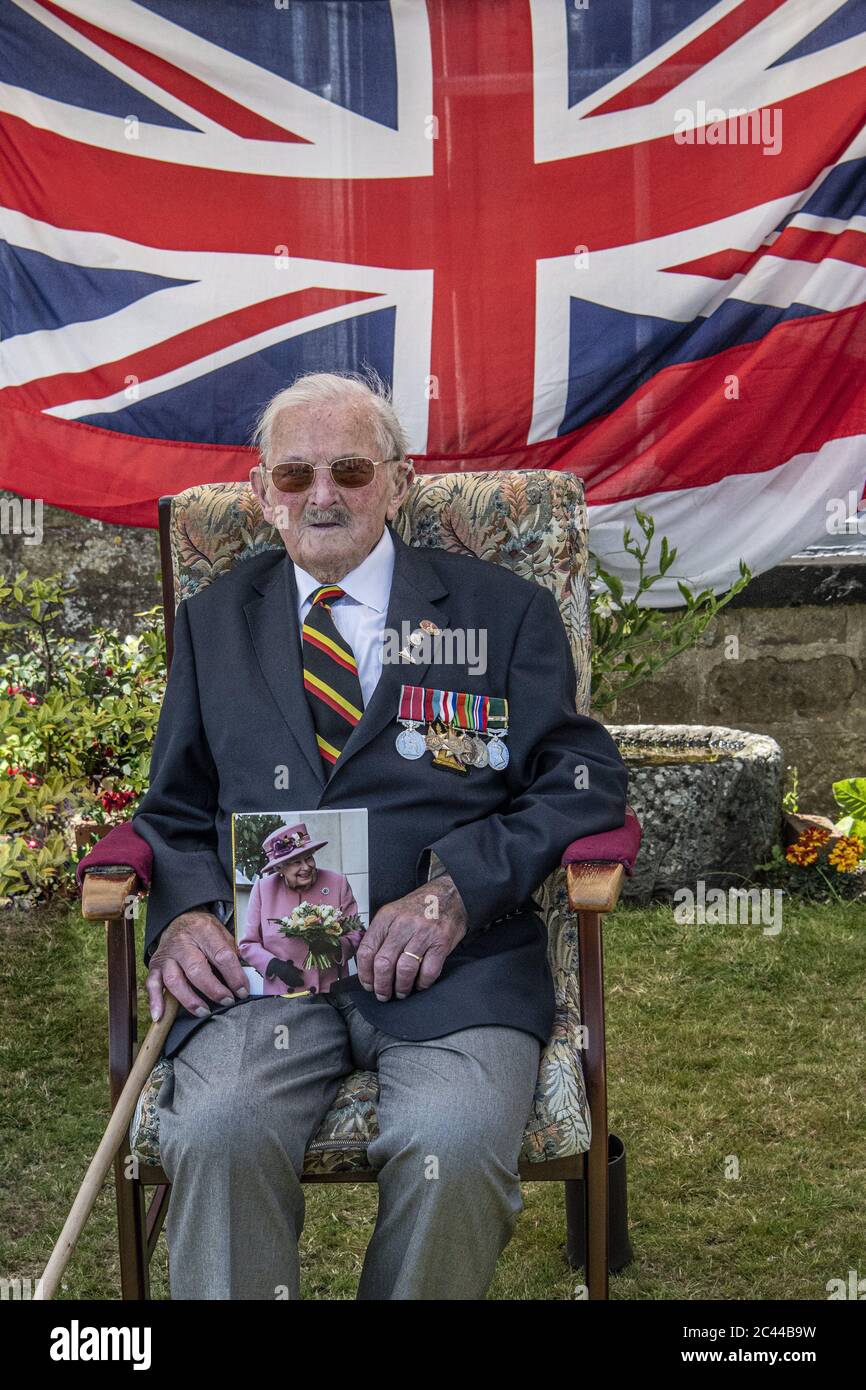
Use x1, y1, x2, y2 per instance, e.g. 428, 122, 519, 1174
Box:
785, 827, 831, 867
828, 835, 865, 874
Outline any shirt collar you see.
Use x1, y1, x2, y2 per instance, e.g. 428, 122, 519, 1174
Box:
293, 525, 395, 615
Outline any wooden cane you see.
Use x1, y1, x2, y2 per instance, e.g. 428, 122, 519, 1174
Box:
35, 992, 180, 1300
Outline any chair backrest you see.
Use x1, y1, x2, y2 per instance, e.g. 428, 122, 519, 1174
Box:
159, 470, 592, 714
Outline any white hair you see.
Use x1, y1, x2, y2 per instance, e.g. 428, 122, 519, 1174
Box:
251, 369, 409, 466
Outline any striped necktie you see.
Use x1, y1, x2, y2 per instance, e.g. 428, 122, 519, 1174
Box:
302, 585, 365, 773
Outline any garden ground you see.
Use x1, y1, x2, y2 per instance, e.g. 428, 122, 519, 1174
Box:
1, 897, 863, 1300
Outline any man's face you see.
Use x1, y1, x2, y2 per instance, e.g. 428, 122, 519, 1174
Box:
250, 400, 413, 581
281, 853, 318, 890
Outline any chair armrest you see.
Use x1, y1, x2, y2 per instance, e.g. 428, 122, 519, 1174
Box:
560, 804, 642, 874
75, 819, 153, 891
566, 862, 625, 913
562, 804, 640, 912
81, 869, 142, 922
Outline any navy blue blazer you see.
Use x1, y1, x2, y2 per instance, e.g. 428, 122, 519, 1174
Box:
132, 525, 629, 1058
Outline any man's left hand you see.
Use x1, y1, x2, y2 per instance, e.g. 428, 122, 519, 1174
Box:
356, 874, 468, 1001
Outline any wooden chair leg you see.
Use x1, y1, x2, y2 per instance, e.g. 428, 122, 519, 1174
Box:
114, 1146, 150, 1300
578, 908, 610, 1300
584, 1128, 609, 1299
106, 913, 151, 1299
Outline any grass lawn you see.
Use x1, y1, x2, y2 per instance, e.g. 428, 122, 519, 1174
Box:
1, 894, 863, 1300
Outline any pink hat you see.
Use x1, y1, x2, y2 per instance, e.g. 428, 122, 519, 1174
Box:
261, 822, 328, 874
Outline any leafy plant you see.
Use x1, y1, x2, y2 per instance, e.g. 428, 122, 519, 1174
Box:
782, 765, 800, 815
589, 510, 751, 712
755, 829, 866, 903
831, 778, 866, 856
0, 570, 166, 905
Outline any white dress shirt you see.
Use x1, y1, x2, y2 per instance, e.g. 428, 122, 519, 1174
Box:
292, 526, 395, 707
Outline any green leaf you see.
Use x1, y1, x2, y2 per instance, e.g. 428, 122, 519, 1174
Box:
832, 778, 866, 822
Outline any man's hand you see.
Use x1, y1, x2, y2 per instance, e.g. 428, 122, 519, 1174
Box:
356, 874, 468, 1002
146, 909, 249, 1022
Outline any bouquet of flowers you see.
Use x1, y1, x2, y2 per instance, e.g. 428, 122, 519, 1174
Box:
269, 902, 364, 970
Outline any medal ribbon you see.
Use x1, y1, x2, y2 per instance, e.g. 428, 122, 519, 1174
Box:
398, 685, 508, 730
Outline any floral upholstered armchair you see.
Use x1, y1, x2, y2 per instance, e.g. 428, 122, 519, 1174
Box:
78, 470, 641, 1300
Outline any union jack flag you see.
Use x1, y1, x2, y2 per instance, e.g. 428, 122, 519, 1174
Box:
1, 0, 865, 600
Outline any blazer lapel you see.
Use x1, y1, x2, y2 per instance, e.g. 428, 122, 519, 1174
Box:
327, 528, 450, 777
244, 553, 326, 788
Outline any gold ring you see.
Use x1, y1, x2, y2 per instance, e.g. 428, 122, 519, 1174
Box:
402, 950, 424, 961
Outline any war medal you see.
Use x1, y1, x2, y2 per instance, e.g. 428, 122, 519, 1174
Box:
486, 695, 510, 769
395, 685, 510, 773
396, 684, 427, 759
424, 719, 467, 772
469, 735, 489, 768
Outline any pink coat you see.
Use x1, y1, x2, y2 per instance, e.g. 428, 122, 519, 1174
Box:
238, 867, 363, 995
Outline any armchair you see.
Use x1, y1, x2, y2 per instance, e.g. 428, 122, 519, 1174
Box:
78, 470, 641, 1300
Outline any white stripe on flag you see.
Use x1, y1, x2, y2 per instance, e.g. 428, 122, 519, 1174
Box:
587, 435, 866, 606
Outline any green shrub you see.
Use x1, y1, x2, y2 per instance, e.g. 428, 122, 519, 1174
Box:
0, 571, 165, 905
590, 509, 751, 712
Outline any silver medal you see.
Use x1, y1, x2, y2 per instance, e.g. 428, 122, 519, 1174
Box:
487, 735, 510, 770
396, 727, 426, 759
470, 736, 489, 768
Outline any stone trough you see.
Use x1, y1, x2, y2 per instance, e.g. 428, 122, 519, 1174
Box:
607, 725, 783, 904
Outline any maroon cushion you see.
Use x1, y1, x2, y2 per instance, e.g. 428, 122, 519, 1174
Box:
75, 821, 153, 891
560, 805, 642, 875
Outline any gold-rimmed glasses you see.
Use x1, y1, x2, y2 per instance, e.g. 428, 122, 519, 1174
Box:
261, 455, 402, 493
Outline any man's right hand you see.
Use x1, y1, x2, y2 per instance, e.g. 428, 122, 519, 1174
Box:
146, 909, 249, 1022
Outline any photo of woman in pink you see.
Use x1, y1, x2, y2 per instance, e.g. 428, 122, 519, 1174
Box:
238, 822, 363, 996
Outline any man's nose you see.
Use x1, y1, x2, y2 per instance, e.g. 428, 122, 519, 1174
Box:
307, 464, 340, 509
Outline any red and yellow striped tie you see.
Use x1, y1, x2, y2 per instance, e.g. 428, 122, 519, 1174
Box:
302, 585, 364, 773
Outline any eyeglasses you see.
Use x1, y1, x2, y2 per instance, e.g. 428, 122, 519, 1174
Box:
262, 455, 402, 494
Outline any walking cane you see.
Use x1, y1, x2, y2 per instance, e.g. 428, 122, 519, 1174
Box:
35, 992, 179, 1300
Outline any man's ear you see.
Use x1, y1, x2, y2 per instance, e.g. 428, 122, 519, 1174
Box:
386, 458, 415, 521
250, 463, 274, 523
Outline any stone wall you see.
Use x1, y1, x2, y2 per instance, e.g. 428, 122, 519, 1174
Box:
609, 568, 866, 811
0, 495, 161, 637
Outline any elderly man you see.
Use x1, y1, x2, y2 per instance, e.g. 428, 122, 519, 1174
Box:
133, 370, 628, 1301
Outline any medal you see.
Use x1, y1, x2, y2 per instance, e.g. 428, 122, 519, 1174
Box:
469, 735, 489, 768
445, 729, 472, 760
485, 697, 510, 770
432, 747, 468, 774
396, 728, 426, 759
396, 685, 427, 759
397, 685, 509, 774
429, 722, 468, 773
424, 721, 447, 752
488, 735, 509, 770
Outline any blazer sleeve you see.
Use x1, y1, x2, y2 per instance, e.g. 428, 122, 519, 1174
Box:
132, 598, 233, 965
422, 584, 629, 934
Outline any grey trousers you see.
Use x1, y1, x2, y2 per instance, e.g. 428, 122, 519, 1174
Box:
156, 990, 541, 1300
